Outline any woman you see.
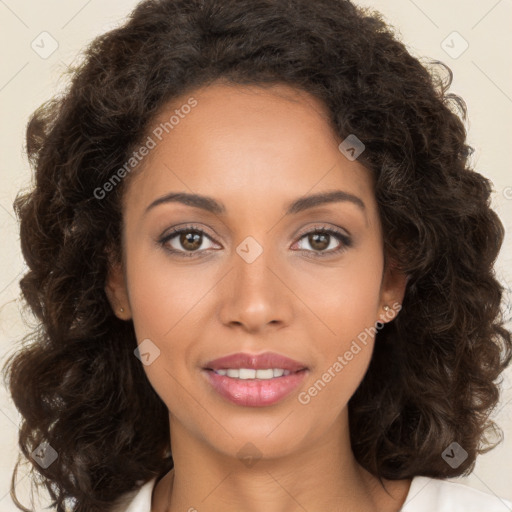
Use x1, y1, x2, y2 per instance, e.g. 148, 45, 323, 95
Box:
3, 0, 511, 511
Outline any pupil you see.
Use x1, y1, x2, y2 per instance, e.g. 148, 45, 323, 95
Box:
181, 232, 201, 250
310, 233, 329, 251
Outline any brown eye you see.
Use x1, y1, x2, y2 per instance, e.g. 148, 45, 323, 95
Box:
159, 226, 218, 257
294, 227, 352, 257
306, 232, 330, 251
178, 231, 203, 251
158, 224, 352, 259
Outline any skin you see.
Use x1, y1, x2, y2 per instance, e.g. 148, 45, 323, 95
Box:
106, 81, 411, 512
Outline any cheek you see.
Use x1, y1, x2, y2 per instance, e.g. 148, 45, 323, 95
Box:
297, 279, 379, 418
126, 249, 213, 341
298, 346, 373, 419
296, 248, 384, 339
295, 251, 383, 406
125, 256, 205, 417
123, 246, 207, 385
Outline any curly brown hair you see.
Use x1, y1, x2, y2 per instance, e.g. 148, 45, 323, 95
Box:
2, 0, 511, 510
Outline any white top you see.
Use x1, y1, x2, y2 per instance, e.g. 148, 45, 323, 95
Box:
118, 474, 512, 512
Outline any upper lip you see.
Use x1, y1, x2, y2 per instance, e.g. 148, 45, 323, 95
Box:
204, 352, 307, 372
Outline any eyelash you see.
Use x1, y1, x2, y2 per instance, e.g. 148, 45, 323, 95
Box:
158, 224, 353, 259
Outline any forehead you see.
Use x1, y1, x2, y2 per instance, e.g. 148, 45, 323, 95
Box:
123, 82, 375, 219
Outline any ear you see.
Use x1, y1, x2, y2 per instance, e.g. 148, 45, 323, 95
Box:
104, 260, 132, 320
377, 259, 408, 324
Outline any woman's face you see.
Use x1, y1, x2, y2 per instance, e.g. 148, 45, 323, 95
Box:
107, 82, 406, 462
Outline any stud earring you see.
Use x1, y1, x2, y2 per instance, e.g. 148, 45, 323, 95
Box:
119, 307, 125, 312
383, 305, 390, 312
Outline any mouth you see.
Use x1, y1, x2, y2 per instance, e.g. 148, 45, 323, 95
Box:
204, 367, 306, 379
202, 352, 309, 407
203, 351, 308, 374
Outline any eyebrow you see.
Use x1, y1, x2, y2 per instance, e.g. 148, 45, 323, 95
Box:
144, 190, 366, 216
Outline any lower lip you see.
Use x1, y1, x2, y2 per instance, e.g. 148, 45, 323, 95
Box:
203, 369, 308, 407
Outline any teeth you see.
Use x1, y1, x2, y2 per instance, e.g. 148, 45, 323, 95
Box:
213, 368, 291, 379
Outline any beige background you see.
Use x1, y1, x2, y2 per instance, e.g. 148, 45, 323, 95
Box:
0, 0, 511, 509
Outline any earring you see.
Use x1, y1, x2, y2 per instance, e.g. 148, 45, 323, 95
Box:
119, 307, 125, 312
383, 305, 390, 312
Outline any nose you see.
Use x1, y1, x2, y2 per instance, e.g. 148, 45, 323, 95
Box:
217, 241, 294, 334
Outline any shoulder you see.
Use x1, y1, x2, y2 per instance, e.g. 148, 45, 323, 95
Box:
109, 478, 158, 512
400, 475, 512, 512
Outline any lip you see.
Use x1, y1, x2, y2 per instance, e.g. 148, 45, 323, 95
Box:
203, 351, 308, 372
202, 352, 309, 407
203, 368, 308, 407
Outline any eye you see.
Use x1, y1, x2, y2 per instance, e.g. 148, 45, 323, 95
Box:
293, 225, 352, 257
158, 224, 352, 258
158, 224, 219, 258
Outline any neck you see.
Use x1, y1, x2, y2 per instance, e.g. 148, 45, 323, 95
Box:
151, 410, 411, 512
